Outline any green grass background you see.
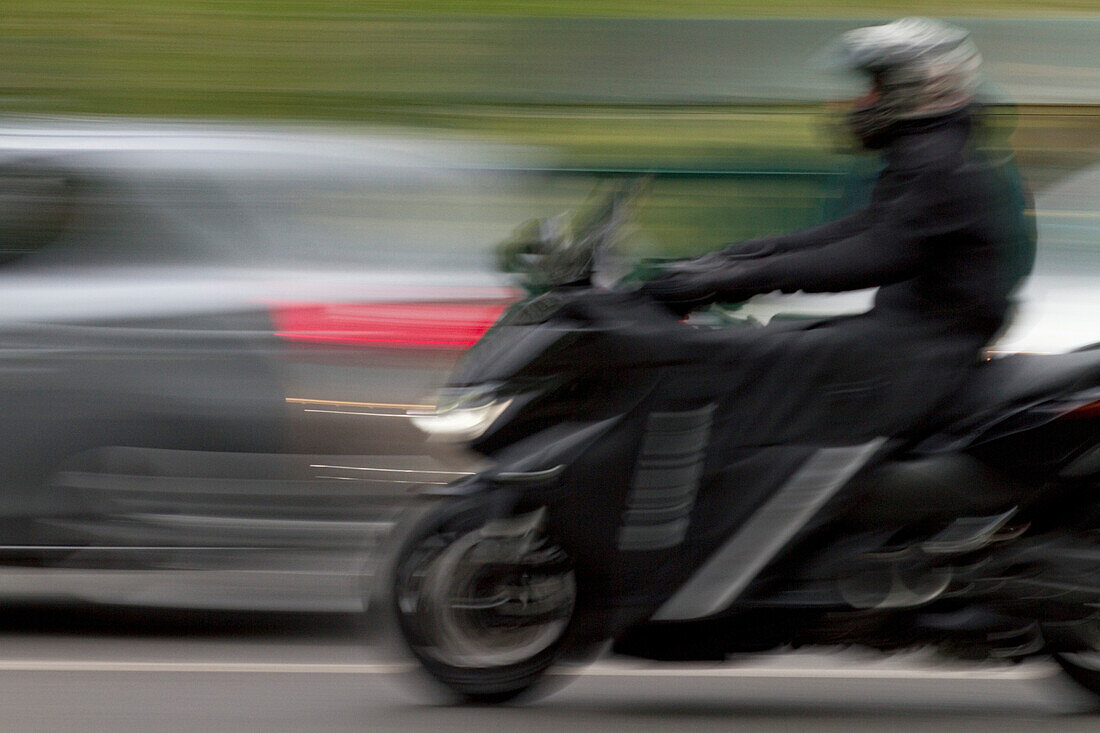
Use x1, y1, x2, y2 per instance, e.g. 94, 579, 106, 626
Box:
3, 1, 1096, 253
4, 1, 1097, 119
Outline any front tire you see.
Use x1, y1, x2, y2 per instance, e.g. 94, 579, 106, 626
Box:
376, 498, 577, 703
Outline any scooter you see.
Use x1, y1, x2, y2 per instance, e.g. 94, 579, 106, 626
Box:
370, 182, 1100, 703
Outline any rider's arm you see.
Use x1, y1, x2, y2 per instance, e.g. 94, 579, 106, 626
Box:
736, 227, 922, 295
720, 208, 874, 259
716, 173, 963, 296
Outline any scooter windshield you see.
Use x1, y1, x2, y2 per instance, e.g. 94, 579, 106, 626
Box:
495, 180, 645, 293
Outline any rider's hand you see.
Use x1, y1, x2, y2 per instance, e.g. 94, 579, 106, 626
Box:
719, 238, 778, 260
639, 257, 726, 312
639, 258, 707, 291
639, 255, 761, 313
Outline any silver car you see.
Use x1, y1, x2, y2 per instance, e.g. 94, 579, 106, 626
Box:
0, 120, 555, 612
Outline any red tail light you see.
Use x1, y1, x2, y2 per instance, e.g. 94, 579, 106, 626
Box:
269, 300, 513, 350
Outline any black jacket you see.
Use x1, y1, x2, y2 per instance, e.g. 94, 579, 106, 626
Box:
633, 109, 1037, 445
678, 109, 1035, 341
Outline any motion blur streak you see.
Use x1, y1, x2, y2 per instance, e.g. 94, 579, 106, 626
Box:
287, 399, 436, 410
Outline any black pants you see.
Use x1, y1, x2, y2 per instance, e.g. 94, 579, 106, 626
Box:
647, 313, 989, 449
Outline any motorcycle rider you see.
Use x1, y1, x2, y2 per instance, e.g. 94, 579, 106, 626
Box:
641, 18, 1035, 447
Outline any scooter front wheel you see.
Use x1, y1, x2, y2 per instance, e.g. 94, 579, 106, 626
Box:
379, 498, 577, 703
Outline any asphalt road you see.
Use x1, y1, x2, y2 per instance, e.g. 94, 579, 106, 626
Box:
0, 606, 1097, 733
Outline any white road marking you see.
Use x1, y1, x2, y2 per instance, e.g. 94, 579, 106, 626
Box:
0, 659, 1061, 680
555, 660, 1061, 681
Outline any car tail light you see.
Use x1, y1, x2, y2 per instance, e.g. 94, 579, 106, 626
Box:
270, 300, 513, 350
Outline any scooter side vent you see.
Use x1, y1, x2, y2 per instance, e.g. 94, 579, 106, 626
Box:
618, 404, 715, 552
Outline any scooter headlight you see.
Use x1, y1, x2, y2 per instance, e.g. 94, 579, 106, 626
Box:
409, 383, 513, 442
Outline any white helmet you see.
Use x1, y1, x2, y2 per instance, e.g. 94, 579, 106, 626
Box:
830, 18, 983, 145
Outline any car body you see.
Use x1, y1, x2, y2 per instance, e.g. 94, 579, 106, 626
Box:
0, 120, 549, 611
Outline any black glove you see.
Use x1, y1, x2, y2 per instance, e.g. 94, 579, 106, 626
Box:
639, 255, 761, 313
718, 237, 778, 260
640, 258, 720, 302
